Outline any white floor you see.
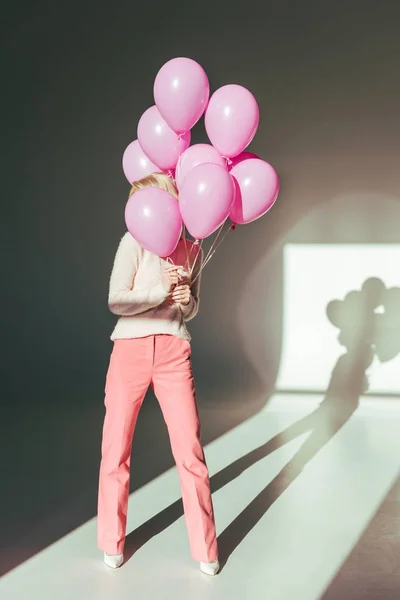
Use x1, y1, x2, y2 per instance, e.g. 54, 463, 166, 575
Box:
1, 394, 400, 600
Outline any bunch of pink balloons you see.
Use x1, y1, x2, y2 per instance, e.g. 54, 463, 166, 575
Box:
123, 57, 280, 257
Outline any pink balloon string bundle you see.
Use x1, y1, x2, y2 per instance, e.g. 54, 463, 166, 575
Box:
189, 222, 236, 286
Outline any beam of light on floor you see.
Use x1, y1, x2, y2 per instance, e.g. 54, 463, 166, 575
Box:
1, 395, 400, 600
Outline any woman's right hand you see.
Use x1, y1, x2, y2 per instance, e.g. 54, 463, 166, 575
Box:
161, 266, 181, 293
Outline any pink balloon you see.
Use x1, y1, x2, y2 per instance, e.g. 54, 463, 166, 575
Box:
205, 85, 259, 158
122, 140, 161, 184
230, 158, 279, 225
125, 187, 182, 257
179, 163, 235, 240
154, 57, 210, 135
228, 151, 259, 169
176, 144, 227, 188
137, 106, 191, 172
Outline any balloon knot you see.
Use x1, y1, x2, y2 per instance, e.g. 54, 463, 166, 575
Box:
194, 239, 200, 245
230, 224, 236, 231
167, 170, 174, 179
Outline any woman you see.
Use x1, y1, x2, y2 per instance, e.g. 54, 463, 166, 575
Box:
97, 173, 219, 575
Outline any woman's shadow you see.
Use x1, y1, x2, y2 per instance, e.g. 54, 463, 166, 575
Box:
124, 278, 400, 568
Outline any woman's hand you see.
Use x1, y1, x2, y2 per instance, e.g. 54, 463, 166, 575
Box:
161, 266, 181, 293
176, 267, 191, 285
171, 284, 191, 306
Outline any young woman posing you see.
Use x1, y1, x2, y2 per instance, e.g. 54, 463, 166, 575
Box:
97, 173, 219, 576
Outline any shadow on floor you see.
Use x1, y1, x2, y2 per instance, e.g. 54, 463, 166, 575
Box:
125, 278, 400, 569
124, 345, 364, 566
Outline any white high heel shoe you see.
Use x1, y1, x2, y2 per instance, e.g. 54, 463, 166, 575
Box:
104, 552, 124, 569
200, 559, 220, 576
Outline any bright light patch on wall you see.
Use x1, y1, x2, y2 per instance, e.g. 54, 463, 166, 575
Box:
276, 244, 400, 395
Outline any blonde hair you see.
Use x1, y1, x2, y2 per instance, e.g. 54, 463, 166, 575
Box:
129, 172, 178, 200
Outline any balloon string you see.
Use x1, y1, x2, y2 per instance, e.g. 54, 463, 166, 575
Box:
189, 239, 204, 279
203, 223, 234, 268
183, 231, 195, 271
202, 221, 226, 267
182, 227, 189, 268
191, 223, 235, 286
184, 233, 202, 275
202, 224, 234, 270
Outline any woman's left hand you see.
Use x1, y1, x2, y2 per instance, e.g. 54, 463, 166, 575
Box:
171, 284, 191, 306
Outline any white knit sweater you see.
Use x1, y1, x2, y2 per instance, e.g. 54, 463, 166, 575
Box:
108, 233, 202, 342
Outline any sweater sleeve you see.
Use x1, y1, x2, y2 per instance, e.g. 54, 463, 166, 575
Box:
108, 233, 169, 316
180, 245, 203, 322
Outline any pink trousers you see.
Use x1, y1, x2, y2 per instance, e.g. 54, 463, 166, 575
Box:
97, 334, 218, 562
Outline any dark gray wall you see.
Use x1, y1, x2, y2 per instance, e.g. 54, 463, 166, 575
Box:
1, 0, 399, 574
